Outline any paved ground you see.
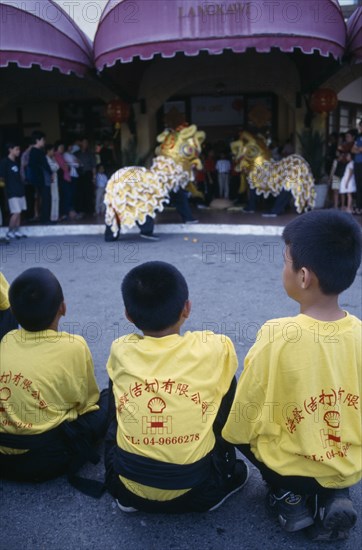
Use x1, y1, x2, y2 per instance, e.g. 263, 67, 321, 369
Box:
0, 226, 361, 550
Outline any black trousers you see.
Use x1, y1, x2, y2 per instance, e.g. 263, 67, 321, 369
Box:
105, 378, 238, 512
39, 185, 51, 223
136, 215, 155, 235
77, 171, 94, 214
0, 390, 110, 483
270, 190, 292, 215
170, 189, 195, 222
237, 444, 344, 498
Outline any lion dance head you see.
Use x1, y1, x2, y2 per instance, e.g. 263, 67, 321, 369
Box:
156, 123, 205, 172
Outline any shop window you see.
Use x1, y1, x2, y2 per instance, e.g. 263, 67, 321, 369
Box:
328, 102, 362, 135
59, 101, 113, 142
159, 93, 277, 143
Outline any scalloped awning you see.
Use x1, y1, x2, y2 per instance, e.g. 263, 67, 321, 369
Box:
94, 0, 346, 70
0, 0, 93, 76
346, 7, 362, 63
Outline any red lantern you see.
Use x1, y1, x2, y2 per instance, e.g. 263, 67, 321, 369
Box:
309, 88, 338, 114
106, 99, 130, 126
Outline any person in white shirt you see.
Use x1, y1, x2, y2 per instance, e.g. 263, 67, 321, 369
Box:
63, 143, 80, 219
215, 153, 231, 199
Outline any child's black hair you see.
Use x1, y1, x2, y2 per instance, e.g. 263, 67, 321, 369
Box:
5, 142, 20, 153
121, 261, 189, 332
9, 268, 64, 331
283, 210, 362, 295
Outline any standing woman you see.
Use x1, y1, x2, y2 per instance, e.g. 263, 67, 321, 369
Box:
63, 143, 80, 220
339, 152, 356, 213
45, 144, 60, 222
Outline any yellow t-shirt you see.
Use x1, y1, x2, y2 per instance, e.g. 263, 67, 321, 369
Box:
0, 329, 100, 454
222, 313, 362, 489
106, 330, 238, 501
0, 273, 10, 311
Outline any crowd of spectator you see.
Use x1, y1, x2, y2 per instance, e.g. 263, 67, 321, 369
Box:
0, 132, 117, 238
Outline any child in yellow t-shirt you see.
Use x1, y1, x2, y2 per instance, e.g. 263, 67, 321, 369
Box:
0, 267, 108, 493
0, 272, 18, 341
105, 261, 249, 513
222, 210, 362, 541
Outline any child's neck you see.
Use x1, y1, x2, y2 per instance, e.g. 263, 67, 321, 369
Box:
299, 294, 345, 321
143, 319, 184, 338
143, 327, 180, 338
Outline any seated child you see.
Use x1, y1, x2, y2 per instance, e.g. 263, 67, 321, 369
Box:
0, 272, 18, 341
0, 267, 109, 494
222, 210, 361, 541
105, 261, 248, 513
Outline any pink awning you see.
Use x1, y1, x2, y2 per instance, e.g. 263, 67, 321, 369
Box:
94, 0, 346, 70
346, 7, 362, 64
0, 0, 93, 76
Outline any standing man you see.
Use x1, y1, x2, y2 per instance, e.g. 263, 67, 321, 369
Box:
352, 119, 362, 215
28, 131, 52, 223
0, 143, 27, 240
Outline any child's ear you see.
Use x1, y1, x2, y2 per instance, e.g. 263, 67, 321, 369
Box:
300, 267, 313, 290
181, 300, 191, 319
59, 301, 66, 317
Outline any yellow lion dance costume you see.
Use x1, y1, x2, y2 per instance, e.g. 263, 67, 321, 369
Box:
231, 132, 315, 213
104, 124, 205, 235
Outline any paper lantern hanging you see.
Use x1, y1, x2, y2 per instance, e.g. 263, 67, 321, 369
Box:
309, 88, 338, 115
106, 99, 130, 140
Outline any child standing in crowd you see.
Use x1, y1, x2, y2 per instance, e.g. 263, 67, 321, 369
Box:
105, 261, 248, 513
339, 152, 356, 213
0, 268, 109, 494
95, 163, 107, 216
0, 143, 27, 240
222, 210, 361, 541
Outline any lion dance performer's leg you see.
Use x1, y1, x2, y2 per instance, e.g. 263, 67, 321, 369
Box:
136, 216, 155, 236
170, 189, 197, 223
269, 190, 292, 216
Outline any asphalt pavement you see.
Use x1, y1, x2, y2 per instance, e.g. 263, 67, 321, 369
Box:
0, 227, 361, 550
